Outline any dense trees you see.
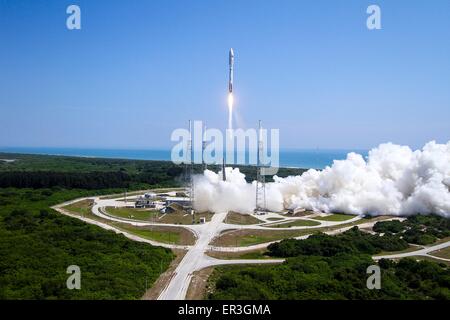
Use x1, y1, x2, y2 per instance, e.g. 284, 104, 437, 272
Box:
0, 153, 306, 189
373, 215, 450, 245
267, 227, 409, 258
0, 171, 132, 189
0, 188, 174, 299
210, 222, 450, 300
209, 255, 450, 300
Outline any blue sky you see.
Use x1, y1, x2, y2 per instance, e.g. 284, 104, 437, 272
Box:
0, 0, 449, 150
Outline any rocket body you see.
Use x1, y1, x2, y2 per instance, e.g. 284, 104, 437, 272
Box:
228, 48, 234, 93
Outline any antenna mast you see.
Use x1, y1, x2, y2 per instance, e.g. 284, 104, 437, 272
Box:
255, 120, 266, 214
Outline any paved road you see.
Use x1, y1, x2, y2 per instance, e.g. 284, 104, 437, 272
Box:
52, 203, 190, 250
157, 211, 228, 300
374, 240, 450, 261
54, 194, 410, 300
157, 212, 284, 300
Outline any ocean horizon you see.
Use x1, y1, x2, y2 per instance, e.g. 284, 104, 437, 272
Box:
0, 147, 369, 170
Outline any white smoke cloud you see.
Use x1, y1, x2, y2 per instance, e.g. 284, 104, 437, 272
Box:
193, 141, 450, 218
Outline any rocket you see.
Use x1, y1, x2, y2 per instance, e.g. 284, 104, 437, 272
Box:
228, 48, 234, 93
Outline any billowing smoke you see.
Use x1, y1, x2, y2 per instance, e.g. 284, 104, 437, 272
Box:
194, 141, 450, 218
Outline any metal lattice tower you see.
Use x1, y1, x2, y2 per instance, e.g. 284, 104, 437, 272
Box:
202, 123, 207, 171
255, 120, 266, 214
185, 120, 194, 214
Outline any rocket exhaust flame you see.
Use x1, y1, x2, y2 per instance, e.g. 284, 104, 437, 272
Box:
227, 93, 233, 130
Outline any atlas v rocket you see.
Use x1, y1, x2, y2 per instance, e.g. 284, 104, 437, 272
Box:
222, 48, 234, 181
228, 48, 234, 93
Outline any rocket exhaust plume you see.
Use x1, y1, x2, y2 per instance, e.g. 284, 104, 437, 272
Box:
193, 141, 450, 218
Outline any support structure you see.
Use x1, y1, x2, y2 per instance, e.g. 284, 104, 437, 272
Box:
255, 120, 266, 214
202, 123, 207, 171
222, 158, 226, 181
185, 120, 194, 214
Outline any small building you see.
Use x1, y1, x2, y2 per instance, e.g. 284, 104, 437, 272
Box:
135, 195, 156, 208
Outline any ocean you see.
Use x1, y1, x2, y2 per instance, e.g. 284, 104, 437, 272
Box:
0, 147, 368, 169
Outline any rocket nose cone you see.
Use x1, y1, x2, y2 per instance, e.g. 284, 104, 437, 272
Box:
229, 48, 234, 57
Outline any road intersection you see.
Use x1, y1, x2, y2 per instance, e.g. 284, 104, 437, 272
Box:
53, 193, 450, 300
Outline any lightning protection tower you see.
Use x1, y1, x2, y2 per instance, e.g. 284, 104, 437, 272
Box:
255, 120, 267, 214
185, 120, 194, 215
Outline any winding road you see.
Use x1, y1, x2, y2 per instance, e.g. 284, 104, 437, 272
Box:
52, 192, 450, 300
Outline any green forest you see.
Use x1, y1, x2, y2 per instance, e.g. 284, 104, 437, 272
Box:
209, 226, 450, 300
0, 188, 174, 299
0, 152, 304, 299
0, 152, 306, 189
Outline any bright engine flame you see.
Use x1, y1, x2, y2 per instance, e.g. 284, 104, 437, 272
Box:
227, 93, 234, 110
227, 93, 234, 130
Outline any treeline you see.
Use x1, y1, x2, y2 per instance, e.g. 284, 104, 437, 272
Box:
209, 255, 450, 300
0, 188, 175, 299
373, 215, 450, 245
209, 227, 450, 300
0, 171, 132, 190
0, 152, 306, 189
267, 227, 409, 257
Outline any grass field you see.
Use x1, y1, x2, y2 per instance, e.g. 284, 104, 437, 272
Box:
114, 223, 195, 245
429, 246, 450, 260
206, 248, 270, 260
211, 229, 314, 247
266, 219, 321, 228
63, 200, 196, 245
64, 199, 94, 216
407, 255, 450, 266
211, 217, 375, 247
312, 213, 355, 222
225, 212, 263, 225
105, 206, 159, 221
104, 206, 214, 225
374, 245, 423, 257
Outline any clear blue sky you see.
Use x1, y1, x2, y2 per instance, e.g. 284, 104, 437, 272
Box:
1, 0, 449, 150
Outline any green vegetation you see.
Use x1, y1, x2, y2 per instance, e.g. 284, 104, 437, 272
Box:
208, 221, 450, 300
429, 247, 450, 260
64, 199, 94, 216
208, 227, 450, 300
372, 220, 404, 233
213, 217, 372, 247
0, 188, 174, 299
207, 249, 271, 260
208, 256, 450, 300
105, 207, 159, 221
312, 213, 354, 222
212, 229, 314, 247
0, 152, 306, 189
225, 212, 263, 225
103, 206, 213, 225
267, 227, 409, 257
268, 219, 321, 228
115, 224, 183, 244
373, 215, 450, 245
64, 201, 196, 245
